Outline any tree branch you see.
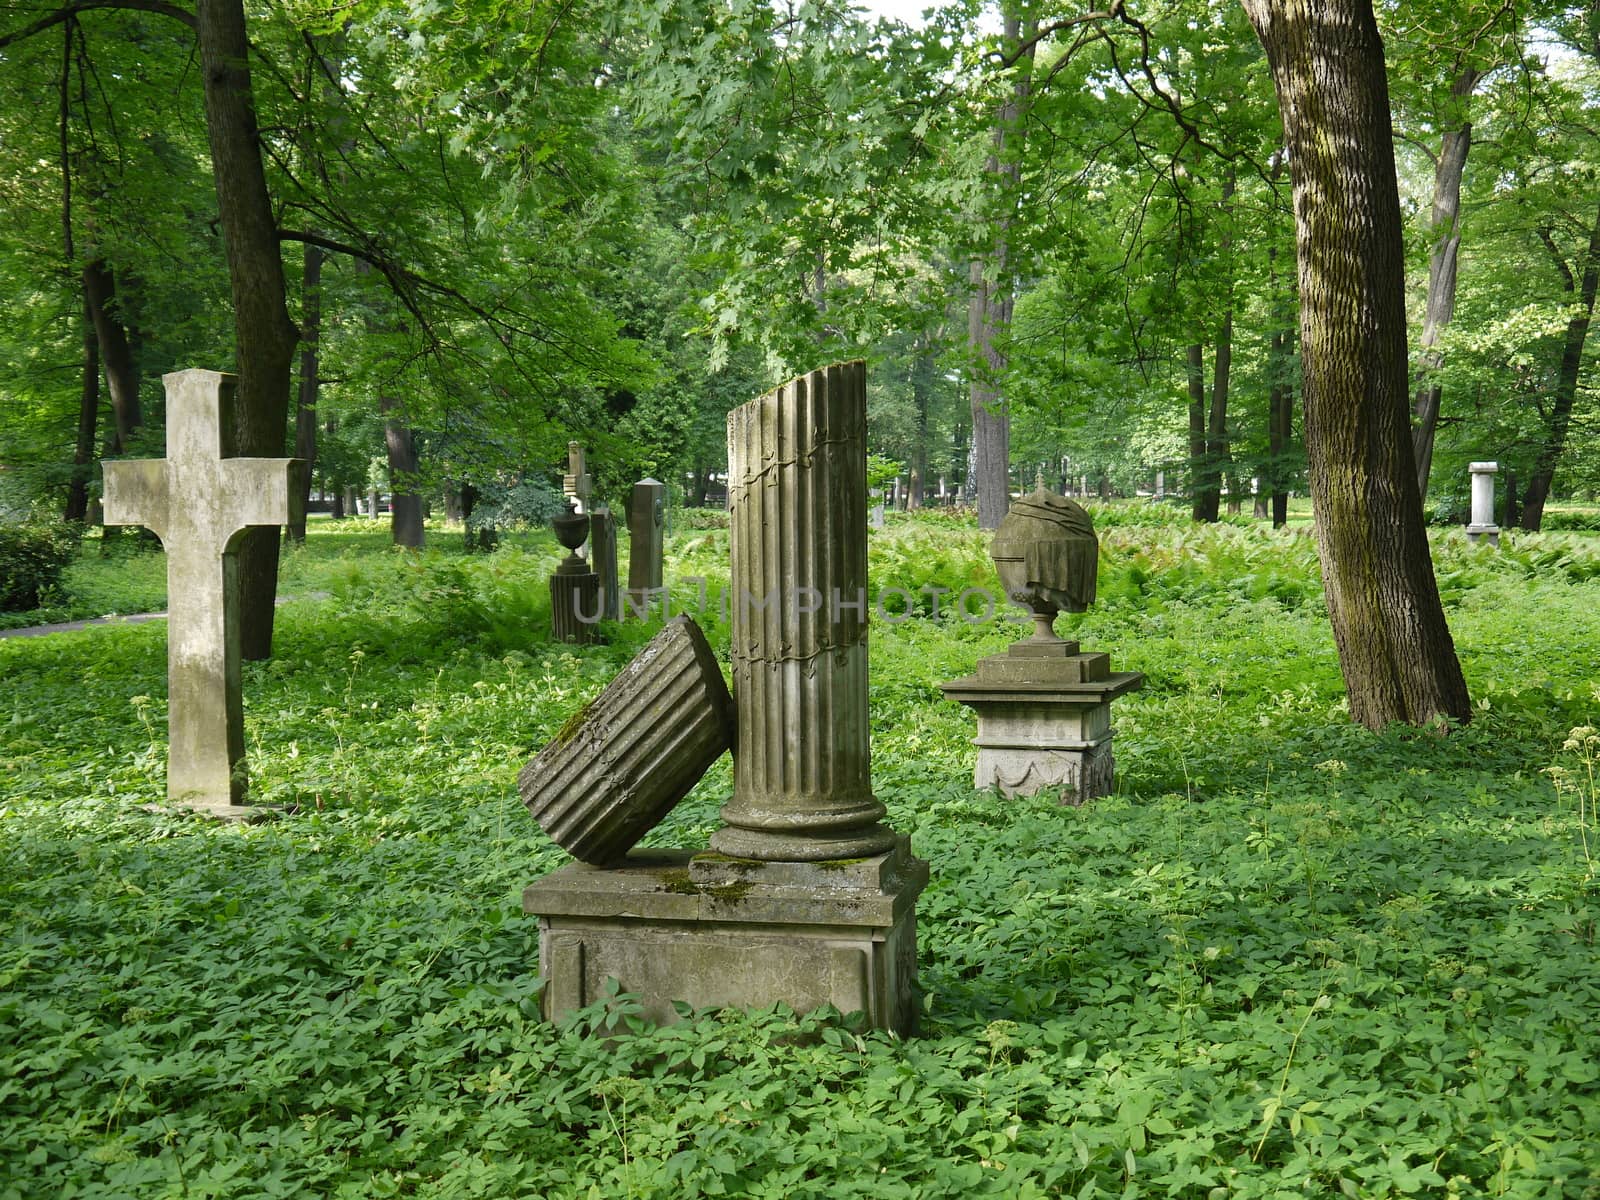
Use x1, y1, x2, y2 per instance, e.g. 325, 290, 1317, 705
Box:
0, 0, 194, 50
989, 3, 1123, 70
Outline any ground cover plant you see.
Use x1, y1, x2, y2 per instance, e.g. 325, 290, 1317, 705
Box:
2, 510, 1598, 1198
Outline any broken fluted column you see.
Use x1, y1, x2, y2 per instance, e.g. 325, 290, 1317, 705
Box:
520, 617, 734, 864
711, 360, 898, 861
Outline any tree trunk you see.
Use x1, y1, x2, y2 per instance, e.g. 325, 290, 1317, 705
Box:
1521, 199, 1600, 530
382, 392, 425, 548
1266, 151, 1295, 529
197, 0, 299, 660
967, 9, 1036, 530
81, 258, 141, 452
1187, 342, 1217, 521
1242, 0, 1471, 731
909, 350, 931, 512
1410, 68, 1480, 502
1212, 311, 1234, 517
65, 302, 99, 523
1269, 325, 1293, 528
288, 241, 322, 544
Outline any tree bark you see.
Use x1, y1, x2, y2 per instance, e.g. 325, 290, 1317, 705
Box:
1410, 68, 1480, 502
81, 258, 141, 452
288, 241, 322, 544
65, 303, 100, 523
1520, 200, 1600, 530
196, 0, 299, 660
909, 347, 932, 512
1242, 0, 1471, 731
1268, 321, 1294, 528
1213, 310, 1234, 516
382, 391, 425, 548
1187, 342, 1216, 521
967, 8, 1036, 530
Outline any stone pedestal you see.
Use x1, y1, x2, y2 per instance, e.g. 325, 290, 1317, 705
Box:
627, 478, 665, 613
520, 617, 732, 864
940, 638, 1142, 803
590, 507, 621, 621
1467, 461, 1500, 546
525, 840, 927, 1032
550, 566, 600, 644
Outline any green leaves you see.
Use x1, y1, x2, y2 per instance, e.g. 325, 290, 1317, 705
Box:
4, 513, 1600, 1197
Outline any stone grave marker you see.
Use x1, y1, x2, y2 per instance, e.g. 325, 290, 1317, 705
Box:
102, 369, 303, 816
589, 505, 621, 621
549, 502, 600, 644
524, 361, 928, 1032
626, 477, 665, 616
940, 480, 1142, 803
1467, 461, 1500, 546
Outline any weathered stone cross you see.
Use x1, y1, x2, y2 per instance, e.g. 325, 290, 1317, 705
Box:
103, 369, 303, 816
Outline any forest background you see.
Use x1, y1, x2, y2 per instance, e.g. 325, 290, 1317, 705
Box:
2, 0, 1596, 542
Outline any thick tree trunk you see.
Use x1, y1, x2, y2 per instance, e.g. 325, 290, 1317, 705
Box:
1521, 200, 1600, 530
65, 304, 99, 523
1410, 69, 1480, 502
288, 241, 322, 544
382, 392, 425, 548
967, 10, 1035, 530
197, 0, 299, 660
1242, 0, 1471, 731
81, 258, 141, 452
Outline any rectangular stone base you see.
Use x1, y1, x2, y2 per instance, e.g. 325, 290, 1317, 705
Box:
523, 840, 928, 1033
975, 738, 1113, 803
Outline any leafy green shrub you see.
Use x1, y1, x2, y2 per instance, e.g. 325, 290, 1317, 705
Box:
1539, 507, 1600, 532
466, 477, 565, 537
0, 522, 81, 611
676, 507, 730, 530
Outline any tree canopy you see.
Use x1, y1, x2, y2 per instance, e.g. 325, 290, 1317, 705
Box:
2, 0, 1597, 724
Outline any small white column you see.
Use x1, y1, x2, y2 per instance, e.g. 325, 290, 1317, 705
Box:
1467, 461, 1500, 547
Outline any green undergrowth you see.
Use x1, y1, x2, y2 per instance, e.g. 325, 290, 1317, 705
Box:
2, 513, 1598, 1198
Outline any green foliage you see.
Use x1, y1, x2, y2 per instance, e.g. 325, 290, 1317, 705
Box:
464, 478, 565, 537
1540, 507, 1600, 533
0, 522, 83, 612
3, 515, 1600, 1197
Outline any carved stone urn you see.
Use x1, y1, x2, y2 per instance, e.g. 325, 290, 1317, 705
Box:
989, 480, 1099, 643
940, 482, 1142, 803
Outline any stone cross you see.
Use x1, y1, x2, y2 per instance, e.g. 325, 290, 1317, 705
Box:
626, 477, 665, 614
563, 442, 592, 513
102, 369, 303, 815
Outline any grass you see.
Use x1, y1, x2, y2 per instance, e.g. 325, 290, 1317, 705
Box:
2, 510, 1599, 1198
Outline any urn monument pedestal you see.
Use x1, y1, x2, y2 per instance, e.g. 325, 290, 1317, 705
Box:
940, 479, 1143, 803
940, 637, 1142, 802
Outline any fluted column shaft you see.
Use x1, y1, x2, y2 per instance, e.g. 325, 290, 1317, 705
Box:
711, 361, 896, 861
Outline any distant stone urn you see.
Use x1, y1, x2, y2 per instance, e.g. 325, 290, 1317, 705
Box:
989, 482, 1099, 641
